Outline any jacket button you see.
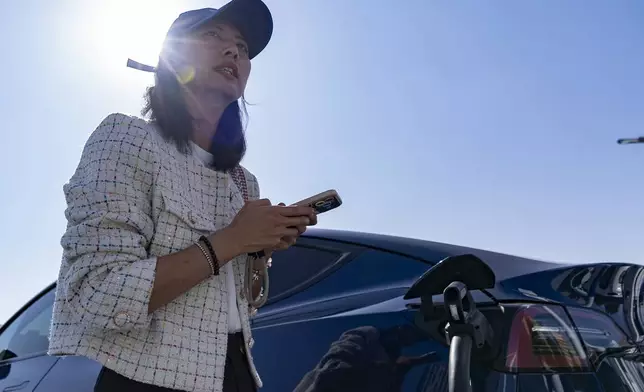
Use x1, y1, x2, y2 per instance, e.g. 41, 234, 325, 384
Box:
187, 211, 196, 224
248, 338, 255, 348
113, 311, 130, 327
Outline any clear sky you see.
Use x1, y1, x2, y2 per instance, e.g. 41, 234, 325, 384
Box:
1, 0, 643, 323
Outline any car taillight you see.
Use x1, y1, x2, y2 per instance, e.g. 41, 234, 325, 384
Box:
505, 304, 590, 372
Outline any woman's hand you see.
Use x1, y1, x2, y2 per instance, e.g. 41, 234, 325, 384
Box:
274, 202, 318, 250
226, 199, 315, 254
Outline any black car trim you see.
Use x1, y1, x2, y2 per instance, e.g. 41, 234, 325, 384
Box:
265, 237, 365, 305
303, 232, 436, 266
0, 351, 52, 366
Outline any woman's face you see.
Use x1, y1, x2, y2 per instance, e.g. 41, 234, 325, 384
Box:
175, 22, 251, 102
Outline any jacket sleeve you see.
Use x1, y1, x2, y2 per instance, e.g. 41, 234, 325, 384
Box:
58, 113, 158, 332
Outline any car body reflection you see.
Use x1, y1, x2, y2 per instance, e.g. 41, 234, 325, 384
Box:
252, 307, 501, 391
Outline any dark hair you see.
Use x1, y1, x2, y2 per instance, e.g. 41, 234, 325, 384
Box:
142, 60, 248, 172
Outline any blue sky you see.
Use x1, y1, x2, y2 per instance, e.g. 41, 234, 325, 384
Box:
1, 0, 643, 323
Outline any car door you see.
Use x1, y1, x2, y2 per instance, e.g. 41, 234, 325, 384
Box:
252, 239, 456, 391
0, 287, 59, 392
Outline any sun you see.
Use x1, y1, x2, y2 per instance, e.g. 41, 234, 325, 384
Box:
88, 1, 184, 70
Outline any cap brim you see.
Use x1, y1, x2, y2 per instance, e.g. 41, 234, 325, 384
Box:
194, 0, 273, 60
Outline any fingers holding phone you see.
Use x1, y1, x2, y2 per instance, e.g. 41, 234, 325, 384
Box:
275, 189, 343, 249
272, 203, 312, 249
228, 199, 313, 254
232, 190, 341, 255
278, 202, 316, 232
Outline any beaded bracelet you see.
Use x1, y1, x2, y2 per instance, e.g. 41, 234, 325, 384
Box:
195, 241, 216, 276
198, 235, 220, 276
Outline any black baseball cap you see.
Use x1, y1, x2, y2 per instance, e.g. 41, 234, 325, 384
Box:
127, 0, 273, 73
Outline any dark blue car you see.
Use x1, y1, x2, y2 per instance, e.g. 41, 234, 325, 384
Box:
1, 228, 644, 391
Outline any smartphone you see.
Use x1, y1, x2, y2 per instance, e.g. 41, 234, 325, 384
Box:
293, 189, 342, 214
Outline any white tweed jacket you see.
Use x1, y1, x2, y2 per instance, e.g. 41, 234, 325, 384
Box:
48, 113, 262, 392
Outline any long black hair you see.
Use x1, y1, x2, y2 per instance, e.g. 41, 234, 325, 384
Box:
141, 59, 248, 172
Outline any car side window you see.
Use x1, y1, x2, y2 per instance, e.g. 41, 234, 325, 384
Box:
0, 288, 54, 361
268, 244, 343, 303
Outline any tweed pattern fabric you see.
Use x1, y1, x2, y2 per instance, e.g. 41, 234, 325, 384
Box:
48, 113, 261, 392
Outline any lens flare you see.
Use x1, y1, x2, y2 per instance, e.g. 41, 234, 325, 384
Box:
176, 66, 195, 84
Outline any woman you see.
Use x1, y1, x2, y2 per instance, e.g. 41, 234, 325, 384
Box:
48, 1, 316, 391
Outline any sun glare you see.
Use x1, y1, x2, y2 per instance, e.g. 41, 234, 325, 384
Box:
89, 1, 182, 71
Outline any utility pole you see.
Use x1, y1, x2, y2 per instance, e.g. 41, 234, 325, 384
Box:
617, 137, 644, 145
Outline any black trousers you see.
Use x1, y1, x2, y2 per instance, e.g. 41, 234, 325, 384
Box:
94, 333, 257, 392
